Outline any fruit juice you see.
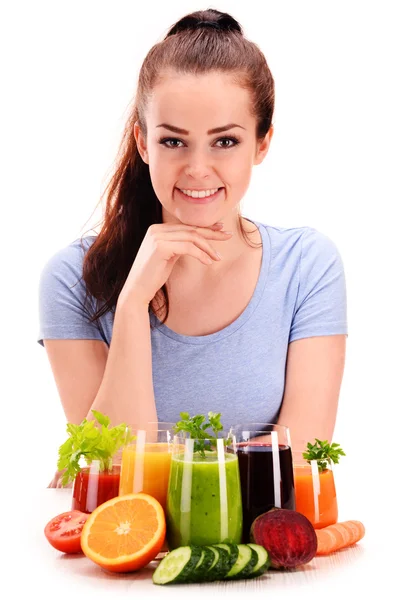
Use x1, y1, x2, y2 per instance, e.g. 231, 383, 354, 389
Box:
166, 452, 243, 549
72, 466, 120, 513
236, 443, 295, 542
294, 464, 338, 528
119, 442, 173, 510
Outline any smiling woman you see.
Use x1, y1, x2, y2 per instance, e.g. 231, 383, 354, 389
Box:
131, 66, 273, 267
37, 8, 347, 486
133, 68, 270, 260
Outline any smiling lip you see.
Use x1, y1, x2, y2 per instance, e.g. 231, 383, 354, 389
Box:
176, 188, 223, 204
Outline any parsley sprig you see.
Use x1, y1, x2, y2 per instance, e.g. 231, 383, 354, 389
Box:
302, 438, 346, 472
57, 410, 134, 486
173, 412, 226, 459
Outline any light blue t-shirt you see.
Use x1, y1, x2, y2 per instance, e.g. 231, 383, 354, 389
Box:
37, 220, 348, 425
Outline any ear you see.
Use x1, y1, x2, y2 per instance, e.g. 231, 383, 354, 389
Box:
254, 125, 274, 166
133, 121, 149, 164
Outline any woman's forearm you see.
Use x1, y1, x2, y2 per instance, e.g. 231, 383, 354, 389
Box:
87, 296, 157, 427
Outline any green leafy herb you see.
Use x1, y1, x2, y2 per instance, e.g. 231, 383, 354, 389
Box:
57, 410, 134, 486
173, 412, 225, 458
302, 438, 346, 472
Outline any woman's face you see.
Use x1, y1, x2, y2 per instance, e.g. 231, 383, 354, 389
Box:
134, 70, 272, 228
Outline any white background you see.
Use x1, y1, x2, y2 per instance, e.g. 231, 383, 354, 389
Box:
2, 0, 398, 508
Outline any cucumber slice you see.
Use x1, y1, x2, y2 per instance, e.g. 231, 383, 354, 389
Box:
153, 545, 203, 585
204, 545, 230, 581
203, 545, 219, 580
224, 544, 258, 580
190, 546, 216, 582
246, 543, 270, 578
213, 543, 239, 570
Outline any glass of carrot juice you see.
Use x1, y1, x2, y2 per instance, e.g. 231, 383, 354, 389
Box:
293, 452, 338, 529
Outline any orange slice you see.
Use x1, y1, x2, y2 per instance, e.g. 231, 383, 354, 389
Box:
80, 493, 166, 572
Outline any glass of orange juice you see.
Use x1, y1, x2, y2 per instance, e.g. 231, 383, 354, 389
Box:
119, 423, 186, 558
119, 423, 186, 510
293, 451, 338, 529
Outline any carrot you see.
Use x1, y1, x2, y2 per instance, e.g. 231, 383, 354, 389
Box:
315, 528, 337, 555
315, 520, 365, 555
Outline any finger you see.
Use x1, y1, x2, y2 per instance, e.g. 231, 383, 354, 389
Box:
156, 227, 233, 244
150, 221, 225, 234
188, 228, 233, 239
177, 241, 217, 265
162, 240, 218, 265
155, 230, 231, 261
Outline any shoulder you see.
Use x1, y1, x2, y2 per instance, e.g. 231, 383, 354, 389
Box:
38, 236, 98, 298
256, 221, 343, 262
40, 235, 97, 280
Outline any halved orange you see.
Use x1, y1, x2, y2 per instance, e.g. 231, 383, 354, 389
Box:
80, 493, 166, 572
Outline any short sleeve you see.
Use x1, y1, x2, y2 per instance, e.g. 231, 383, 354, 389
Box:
37, 237, 106, 347
289, 228, 348, 343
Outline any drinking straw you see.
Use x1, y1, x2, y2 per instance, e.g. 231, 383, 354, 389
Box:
217, 437, 229, 541
271, 430, 282, 508
179, 438, 194, 545
311, 458, 320, 524
286, 428, 292, 448
132, 429, 146, 492
86, 459, 100, 513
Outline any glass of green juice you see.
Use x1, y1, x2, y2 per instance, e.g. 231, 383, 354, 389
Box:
166, 432, 243, 549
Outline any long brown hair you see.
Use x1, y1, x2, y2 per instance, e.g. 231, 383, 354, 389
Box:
80, 8, 275, 326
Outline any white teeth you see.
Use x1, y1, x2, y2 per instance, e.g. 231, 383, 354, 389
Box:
180, 188, 219, 198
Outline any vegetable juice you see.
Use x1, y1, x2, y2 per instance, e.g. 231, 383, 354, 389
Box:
119, 442, 173, 510
72, 466, 120, 513
294, 464, 338, 528
166, 452, 243, 549
236, 443, 295, 542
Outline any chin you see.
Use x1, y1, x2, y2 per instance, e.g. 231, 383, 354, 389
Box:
174, 214, 217, 226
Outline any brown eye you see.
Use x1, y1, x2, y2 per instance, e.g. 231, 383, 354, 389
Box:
215, 137, 240, 148
159, 138, 184, 148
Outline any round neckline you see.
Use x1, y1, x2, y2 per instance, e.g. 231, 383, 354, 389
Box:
149, 219, 271, 345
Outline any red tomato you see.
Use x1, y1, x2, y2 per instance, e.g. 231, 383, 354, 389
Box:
44, 510, 89, 553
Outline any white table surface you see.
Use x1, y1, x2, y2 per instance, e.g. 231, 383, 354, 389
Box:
6, 468, 394, 600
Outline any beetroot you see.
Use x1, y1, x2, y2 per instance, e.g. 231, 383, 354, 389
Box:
249, 508, 317, 569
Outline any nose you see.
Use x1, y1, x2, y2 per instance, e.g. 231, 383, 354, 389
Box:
183, 150, 212, 180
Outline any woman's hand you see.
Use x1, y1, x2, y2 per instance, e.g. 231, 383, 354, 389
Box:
118, 221, 233, 307
47, 469, 72, 489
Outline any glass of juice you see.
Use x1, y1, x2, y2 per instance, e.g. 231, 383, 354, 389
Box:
166, 432, 243, 550
293, 451, 338, 529
231, 423, 295, 542
119, 423, 184, 510
71, 450, 122, 513
119, 423, 187, 558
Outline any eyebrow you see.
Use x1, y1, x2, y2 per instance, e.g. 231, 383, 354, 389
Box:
156, 123, 245, 135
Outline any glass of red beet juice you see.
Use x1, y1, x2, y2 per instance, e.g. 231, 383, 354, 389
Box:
71, 451, 122, 513
231, 423, 295, 542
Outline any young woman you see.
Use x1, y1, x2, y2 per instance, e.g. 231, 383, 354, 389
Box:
38, 9, 347, 485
